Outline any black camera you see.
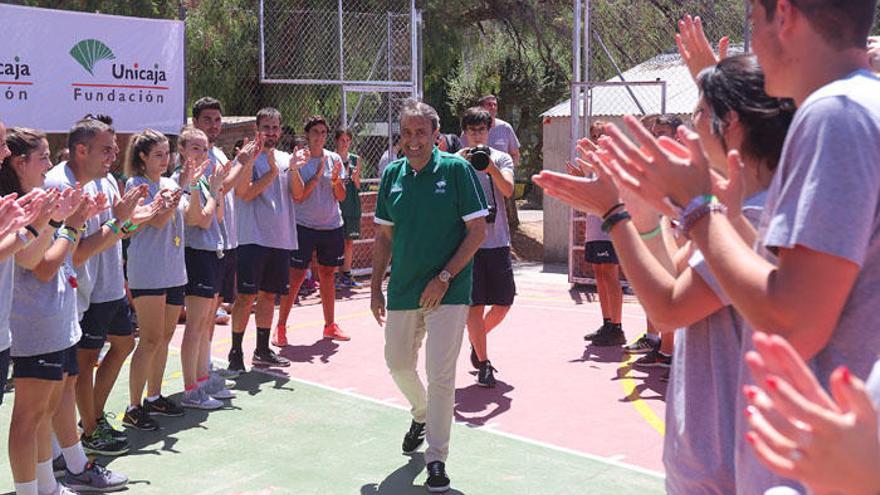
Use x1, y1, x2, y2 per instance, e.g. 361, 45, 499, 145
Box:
485, 205, 497, 224
467, 145, 491, 171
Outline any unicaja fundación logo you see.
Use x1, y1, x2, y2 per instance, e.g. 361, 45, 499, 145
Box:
69, 39, 116, 75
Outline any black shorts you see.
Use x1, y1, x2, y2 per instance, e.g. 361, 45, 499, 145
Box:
130, 286, 186, 306
237, 244, 290, 295
185, 248, 222, 299
79, 298, 134, 349
219, 248, 237, 303
342, 216, 361, 240
585, 241, 619, 264
290, 225, 345, 269
471, 246, 516, 307
0, 348, 8, 405
13, 344, 79, 381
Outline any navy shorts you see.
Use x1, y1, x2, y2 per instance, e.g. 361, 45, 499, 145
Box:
219, 248, 237, 303
290, 225, 345, 269
0, 348, 8, 405
79, 298, 134, 349
130, 286, 186, 306
13, 344, 80, 381
185, 248, 222, 299
471, 246, 516, 307
237, 244, 290, 295
584, 241, 619, 265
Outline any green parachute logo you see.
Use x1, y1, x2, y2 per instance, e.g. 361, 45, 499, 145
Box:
69, 39, 116, 75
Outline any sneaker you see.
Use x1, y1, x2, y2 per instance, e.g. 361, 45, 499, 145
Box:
425, 461, 451, 493
591, 324, 626, 347
52, 454, 67, 477
96, 415, 128, 442
469, 346, 480, 370
143, 395, 184, 417
334, 273, 345, 289
215, 307, 230, 325
228, 349, 247, 373
42, 482, 77, 494
623, 335, 659, 354
181, 388, 223, 410
271, 327, 289, 347
213, 366, 240, 380
323, 323, 350, 341
477, 361, 497, 388
81, 428, 130, 456
203, 374, 236, 400
584, 321, 608, 341
252, 348, 291, 367
210, 370, 237, 388
121, 405, 159, 432
401, 420, 426, 454
633, 348, 672, 368
64, 462, 128, 492
341, 273, 361, 288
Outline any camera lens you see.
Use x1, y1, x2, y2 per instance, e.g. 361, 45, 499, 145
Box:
468, 145, 491, 171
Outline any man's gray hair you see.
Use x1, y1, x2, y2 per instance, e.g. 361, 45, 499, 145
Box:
400, 98, 440, 132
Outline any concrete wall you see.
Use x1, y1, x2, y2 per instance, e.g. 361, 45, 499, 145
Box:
541, 116, 571, 263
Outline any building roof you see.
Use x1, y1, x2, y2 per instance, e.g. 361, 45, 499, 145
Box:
542, 52, 700, 118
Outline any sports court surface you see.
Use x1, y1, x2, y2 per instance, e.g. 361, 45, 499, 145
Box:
0, 263, 667, 494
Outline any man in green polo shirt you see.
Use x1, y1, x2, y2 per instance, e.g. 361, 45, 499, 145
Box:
371, 98, 487, 493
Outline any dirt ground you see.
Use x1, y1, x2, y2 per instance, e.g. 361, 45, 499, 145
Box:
510, 207, 544, 262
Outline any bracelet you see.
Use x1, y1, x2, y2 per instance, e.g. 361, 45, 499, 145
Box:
59, 226, 79, 242
48, 219, 63, 229
601, 203, 625, 220
24, 224, 39, 238
104, 219, 121, 235
601, 210, 631, 234
679, 194, 716, 221
57, 232, 77, 244
678, 202, 727, 239
122, 220, 139, 234
639, 224, 663, 240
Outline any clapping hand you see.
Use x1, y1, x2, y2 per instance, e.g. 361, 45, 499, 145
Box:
113, 184, 148, 223
743, 332, 880, 495
52, 184, 85, 223
289, 146, 311, 172
0, 193, 26, 239
676, 14, 729, 80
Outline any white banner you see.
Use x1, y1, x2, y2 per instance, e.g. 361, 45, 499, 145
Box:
0, 4, 185, 134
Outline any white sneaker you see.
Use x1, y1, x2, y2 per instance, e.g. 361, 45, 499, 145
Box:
210, 371, 236, 388
181, 388, 223, 410
40, 482, 78, 495
204, 374, 236, 400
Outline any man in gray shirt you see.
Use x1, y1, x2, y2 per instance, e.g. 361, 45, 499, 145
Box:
228, 107, 304, 372
275, 116, 348, 345
457, 107, 515, 388
460, 95, 521, 166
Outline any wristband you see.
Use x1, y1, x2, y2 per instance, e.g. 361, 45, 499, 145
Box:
48, 219, 63, 229
122, 220, 139, 234
601, 203, 625, 220
678, 201, 727, 239
104, 219, 121, 235
57, 232, 77, 244
639, 224, 663, 240
24, 224, 39, 238
59, 226, 79, 242
601, 210, 631, 234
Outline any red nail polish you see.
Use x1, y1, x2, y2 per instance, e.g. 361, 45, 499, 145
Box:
766, 376, 779, 391
745, 432, 757, 445
744, 407, 753, 418
841, 366, 852, 386
744, 386, 757, 400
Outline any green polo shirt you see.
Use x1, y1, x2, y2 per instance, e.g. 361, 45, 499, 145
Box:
375, 147, 488, 311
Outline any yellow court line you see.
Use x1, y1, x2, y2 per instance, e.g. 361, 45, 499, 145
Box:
618, 340, 666, 436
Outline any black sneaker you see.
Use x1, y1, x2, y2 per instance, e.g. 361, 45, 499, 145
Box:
469, 346, 480, 370
52, 454, 67, 477
228, 349, 247, 373
122, 405, 159, 431
401, 420, 426, 454
252, 348, 291, 368
477, 360, 497, 388
425, 461, 451, 493
591, 324, 626, 347
143, 395, 185, 417
633, 348, 672, 368
96, 415, 128, 441
81, 428, 130, 456
584, 321, 608, 341
623, 335, 659, 354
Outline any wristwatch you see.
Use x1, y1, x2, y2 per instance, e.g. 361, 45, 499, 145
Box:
438, 270, 452, 284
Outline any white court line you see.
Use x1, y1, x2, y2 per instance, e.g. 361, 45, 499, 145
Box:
212, 355, 665, 480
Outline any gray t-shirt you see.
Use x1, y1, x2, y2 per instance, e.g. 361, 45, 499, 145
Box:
461, 118, 521, 155
664, 191, 766, 495
10, 250, 81, 357
210, 147, 238, 250
295, 150, 345, 231
0, 257, 13, 352
175, 157, 227, 253
476, 148, 514, 249
125, 176, 187, 290
735, 70, 880, 495
235, 149, 298, 250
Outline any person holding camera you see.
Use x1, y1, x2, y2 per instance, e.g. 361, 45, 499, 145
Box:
458, 107, 515, 388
